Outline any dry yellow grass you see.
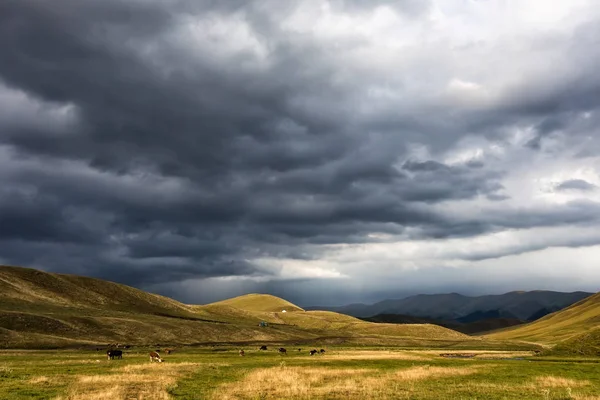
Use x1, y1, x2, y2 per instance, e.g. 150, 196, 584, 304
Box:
28, 375, 59, 385
55, 362, 201, 400
534, 375, 590, 388
307, 350, 427, 361
392, 365, 479, 381
420, 350, 534, 359
214, 364, 483, 400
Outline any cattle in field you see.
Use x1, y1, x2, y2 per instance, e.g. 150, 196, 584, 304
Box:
164, 348, 174, 355
319, 349, 326, 354
239, 349, 245, 356
309, 349, 318, 356
259, 345, 267, 351
106, 350, 122, 360
149, 351, 163, 362
298, 348, 302, 352
278, 347, 287, 355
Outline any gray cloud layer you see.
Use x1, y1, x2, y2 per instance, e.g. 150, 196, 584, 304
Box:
1, 1, 600, 304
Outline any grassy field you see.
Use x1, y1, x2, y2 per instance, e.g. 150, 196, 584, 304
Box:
2, 266, 599, 398
1, 346, 599, 399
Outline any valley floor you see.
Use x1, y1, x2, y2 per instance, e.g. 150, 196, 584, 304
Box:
1, 347, 599, 399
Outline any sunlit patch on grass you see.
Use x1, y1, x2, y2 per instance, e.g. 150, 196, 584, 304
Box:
54, 362, 200, 400
535, 375, 590, 387
305, 350, 427, 361
215, 364, 484, 399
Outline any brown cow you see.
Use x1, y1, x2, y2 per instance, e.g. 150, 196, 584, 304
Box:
278, 347, 287, 355
239, 349, 245, 357
319, 349, 326, 354
149, 351, 163, 363
259, 345, 268, 351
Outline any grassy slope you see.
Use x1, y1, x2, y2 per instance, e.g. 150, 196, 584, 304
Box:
0, 266, 478, 349
485, 292, 600, 344
209, 293, 304, 312
545, 329, 600, 356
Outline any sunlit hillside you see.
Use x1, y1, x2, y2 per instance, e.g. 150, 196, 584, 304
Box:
208, 293, 305, 313
485, 292, 600, 344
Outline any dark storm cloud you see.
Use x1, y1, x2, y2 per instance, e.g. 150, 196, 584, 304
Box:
1, 0, 600, 303
335, 0, 431, 16
555, 179, 597, 192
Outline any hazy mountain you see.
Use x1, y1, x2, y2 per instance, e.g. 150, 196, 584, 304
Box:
308, 291, 593, 320
360, 311, 525, 335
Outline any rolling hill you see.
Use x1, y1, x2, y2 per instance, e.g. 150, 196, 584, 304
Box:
210, 293, 304, 313
485, 292, 600, 345
544, 329, 600, 356
0, 265, 478, 349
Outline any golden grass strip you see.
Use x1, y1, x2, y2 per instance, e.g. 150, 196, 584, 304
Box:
305, 350, 426, 361
214, 364, 483, 400
535, 375, 590, 388
55, 362, 201, 400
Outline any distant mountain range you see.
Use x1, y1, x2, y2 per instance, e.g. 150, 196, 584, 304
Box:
307, 291, 593, 334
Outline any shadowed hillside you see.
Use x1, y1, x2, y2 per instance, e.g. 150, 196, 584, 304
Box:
485, 292, 600, 344
360, 313, 526, 335
311, 291, 592, 320
0, 265, 485, 349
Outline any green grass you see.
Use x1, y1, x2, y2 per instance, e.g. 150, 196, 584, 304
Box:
2, 347, 600, 399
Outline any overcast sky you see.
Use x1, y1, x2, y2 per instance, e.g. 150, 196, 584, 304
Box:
1, 0, 600, 306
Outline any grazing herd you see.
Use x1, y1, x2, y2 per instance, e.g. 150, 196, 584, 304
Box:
103, 344, 327, 363
256, 346, 326, 356
103, 345, 173, 362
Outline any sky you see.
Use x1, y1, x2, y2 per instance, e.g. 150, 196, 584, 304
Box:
1, 0, 600, 307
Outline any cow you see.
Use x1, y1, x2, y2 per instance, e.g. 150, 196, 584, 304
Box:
319, 349, 326, 354
297, 348, 302, 352
259, 345, 268, 351
106, 350, 122, 360
309, 349, 318, 356
164, 348, 174, 355
239, 349, 245, 357
149, 351, 163, 363
278, 347, 287, 355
